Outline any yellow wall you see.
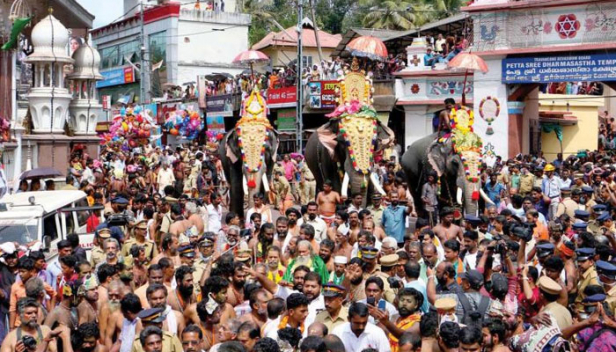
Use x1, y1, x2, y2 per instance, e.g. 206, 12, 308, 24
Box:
539, 93, 603, 161
261, 47, 336, 67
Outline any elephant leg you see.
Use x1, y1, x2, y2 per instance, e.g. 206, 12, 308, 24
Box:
229, 164, 245, 220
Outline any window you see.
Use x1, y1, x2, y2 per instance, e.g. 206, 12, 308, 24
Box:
100, 40, 141, 69
302, 55, 313, 69
149, 31, 167, 69
43, 213, 59, 241
75, 198, 92, 228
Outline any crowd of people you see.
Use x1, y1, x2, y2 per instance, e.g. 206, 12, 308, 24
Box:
542, 82, 604, 96
5, 131, 616, 352
202, 54, 410, 101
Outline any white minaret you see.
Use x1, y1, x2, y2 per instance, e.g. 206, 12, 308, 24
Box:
25, 10, 74, 134
68, 43, 103, 135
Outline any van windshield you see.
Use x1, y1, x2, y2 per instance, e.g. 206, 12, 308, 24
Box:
0, 218, 38, 245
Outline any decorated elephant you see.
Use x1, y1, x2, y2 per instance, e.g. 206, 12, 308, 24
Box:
219, 89, 279, 219
401, 106, 490, 216
305, 59, 394, 206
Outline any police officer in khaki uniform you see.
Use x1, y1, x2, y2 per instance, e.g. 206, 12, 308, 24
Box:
271, 171, 290, 209
90, 228, 111, 267
597, 260, 616, 315
298, 160, 316, 204
575, 247, 599, 311
555, 188, 581, 218
131, 308, 183, 352
122, 220, 158, 263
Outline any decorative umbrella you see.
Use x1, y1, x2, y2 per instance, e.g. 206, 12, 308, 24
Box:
447, 52, 488, 104
346, 35, 388, 61
232, 50, 270, 79
20, 167, 63, 180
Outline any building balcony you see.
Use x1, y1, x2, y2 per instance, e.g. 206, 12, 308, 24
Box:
179, 7, 251, 26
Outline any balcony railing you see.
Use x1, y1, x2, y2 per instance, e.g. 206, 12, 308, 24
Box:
179, 7, 251, 25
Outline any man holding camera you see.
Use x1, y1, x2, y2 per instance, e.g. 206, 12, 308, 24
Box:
1, 297, 60, 352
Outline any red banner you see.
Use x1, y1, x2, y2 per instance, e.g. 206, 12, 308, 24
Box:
267, 86, 297, 106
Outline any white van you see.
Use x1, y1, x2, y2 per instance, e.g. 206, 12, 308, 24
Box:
0, 190, 104, 261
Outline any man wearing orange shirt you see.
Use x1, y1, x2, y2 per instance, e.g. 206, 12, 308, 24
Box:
527, 209, 549, 241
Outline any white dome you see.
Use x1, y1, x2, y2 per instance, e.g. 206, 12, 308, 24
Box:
69, 43, 103, 80
25, 13, 73, 63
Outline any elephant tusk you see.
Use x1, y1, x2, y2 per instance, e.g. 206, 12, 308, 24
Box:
262, 174, 270, 193
242, 175, 248, 195
456, 187, 463, 205
480, 188, 495, 205
341, 172, 350, 198
370, 172, 387, 195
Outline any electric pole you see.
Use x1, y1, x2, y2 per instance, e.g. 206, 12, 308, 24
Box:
296, 0, 304, 152
140, 1, 146, 104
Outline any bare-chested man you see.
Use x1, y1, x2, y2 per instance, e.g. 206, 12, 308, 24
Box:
98, 280, 124, 341
135, 264, 165, 308
185, 276, 236, 326
348, 211, 361, 244
239, 288, 272, 328
437, 98, 455, 137
45, 282, 79, 331
168, 204, 191, 239
167, 266, 197, 313
104, 293, 143, 350
77, 275, 99, 325
316, 180, 341, 225
151, 234, 182, 267
334, 222, 353, 260
433, 207, 463, 243
1, 298, 58, 352
185, 201, 205, 233
363, 219, 386, 242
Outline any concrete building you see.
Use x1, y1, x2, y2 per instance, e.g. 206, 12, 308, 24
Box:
0, 0, 96, 190
252, 20, 342, 68
91, 0, 250, 105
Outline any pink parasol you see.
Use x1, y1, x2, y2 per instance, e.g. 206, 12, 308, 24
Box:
232, 50, 270, 82
447, 52, 489, 104
346, 35, 388, 61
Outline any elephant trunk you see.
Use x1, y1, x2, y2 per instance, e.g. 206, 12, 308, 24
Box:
463, 181, 481, 216
245, 168, 268, 208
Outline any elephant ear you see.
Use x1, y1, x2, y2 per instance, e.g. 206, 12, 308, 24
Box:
427, 141, 446, 177
225, 129, 241, 164
376, 121, 395, 151
317, 121, 337, 159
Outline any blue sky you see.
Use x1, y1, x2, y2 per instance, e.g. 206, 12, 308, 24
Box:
79, 0, 124, 28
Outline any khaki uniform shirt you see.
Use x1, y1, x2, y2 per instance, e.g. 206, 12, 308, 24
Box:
90, 246, 106, 267
160, 212, 173, 234
131, 330, 183, 352
555, 198, 580, 218
542, 301, 572, 331
300, 163, 315, 181
576, 267, 599, 305
606, 285, 616, 315
315, 305, 349, 332
122, 238, 158, 261
519, 174, 536, 195
274, 177, 291, 197
366, 205, 385, 228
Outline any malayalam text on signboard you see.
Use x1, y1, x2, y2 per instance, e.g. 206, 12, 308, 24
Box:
267, 87, 297, 106
502, 54, 616, 83
307, 80, 339, 109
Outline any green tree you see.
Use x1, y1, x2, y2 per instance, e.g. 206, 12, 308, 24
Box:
361, 0, 417, 30
433, 0, 464, 17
